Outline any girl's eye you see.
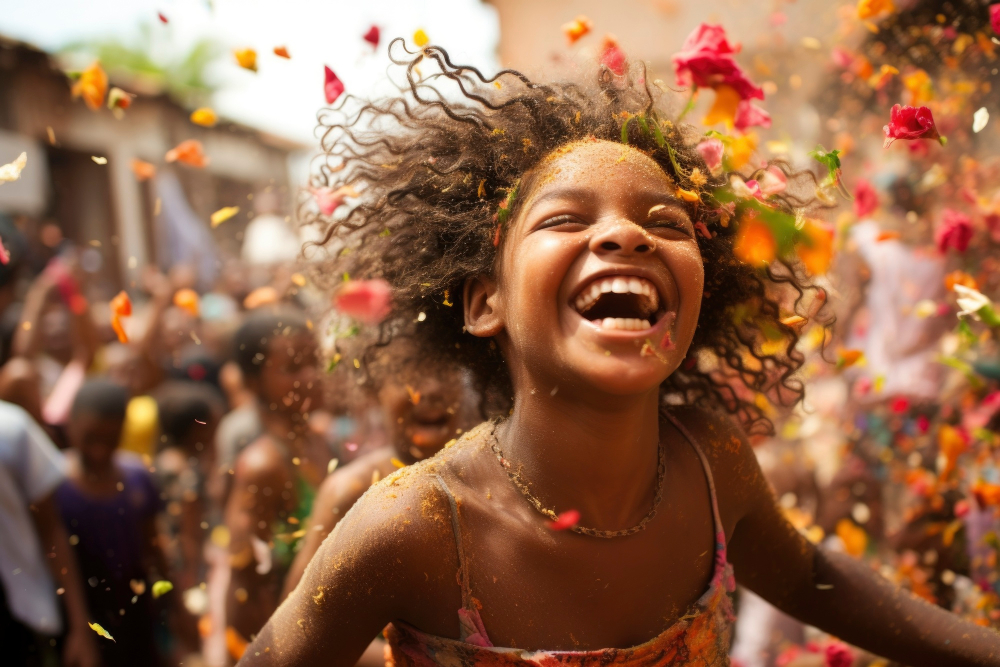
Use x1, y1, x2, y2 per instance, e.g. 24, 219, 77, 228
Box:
645, 218, 694, 238
536, 214, 587, 231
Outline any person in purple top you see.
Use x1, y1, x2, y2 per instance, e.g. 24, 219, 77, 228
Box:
55, 379, 171, 667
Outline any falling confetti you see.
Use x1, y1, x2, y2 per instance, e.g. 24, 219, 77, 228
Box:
165, 140, 209, 168
89, 622, 115, 642
107, 87, 134, 110
312, 185, 357, 215
327, 458, 339, 475
91, 156, 107, 165
562, 15, 593, 45
110, 290, 132, 343
362, 26, 380, 49
158, 12, 168, 24
273, 45, 291, 59
0, 152, 27, 184
173, 289, 200, 317
151, 580, 174, 599
973, 106, 990, 133
334, 279, 392, 324
413, 28, 430, 47
190, 107, 218, 127
210, 206, 240, 227
234, 48, 258, 72
0, 236, 9, 265
324, 66, 345, 104
71, 62, 108, 111
130, 158, 156, 181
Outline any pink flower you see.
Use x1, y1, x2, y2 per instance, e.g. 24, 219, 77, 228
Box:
673, 23, 763, 101
882, 104, 941, 148
547, 509, 581, 531
853, 179, 879, 218
696, 137, 724, 171
312, 185, 358, 216
334, 279, 392, 324
824, 643, 853, 667
362, 25, 380, 49
600, 36, 627, 75
758, 166, 786, 195
934, 209, 973, 253
0, 235, 8, 265
831, 46, 853, 69
324, 65, 345, 104
916, 414, 930, 434
992, 4, 1000, 34
734, 100, 771, 131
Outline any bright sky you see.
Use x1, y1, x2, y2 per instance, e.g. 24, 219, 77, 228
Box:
1, 0, 501, 144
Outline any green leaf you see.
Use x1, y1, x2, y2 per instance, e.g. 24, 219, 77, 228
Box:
152, 580, 173, 599
650, 120, 667, 148
808, 145, 842, 188
637, 115, 650, 138
620, 116, 632, 145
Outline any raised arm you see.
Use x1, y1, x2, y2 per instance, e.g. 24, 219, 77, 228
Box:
237, 471, 461, 667
721, 421, 1000, 666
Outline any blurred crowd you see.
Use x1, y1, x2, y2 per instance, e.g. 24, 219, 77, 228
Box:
0, 209, 481, 667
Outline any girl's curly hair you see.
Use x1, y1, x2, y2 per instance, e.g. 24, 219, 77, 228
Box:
308, 40, 830, 436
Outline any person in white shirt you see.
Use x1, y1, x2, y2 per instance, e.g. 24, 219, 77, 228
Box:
0, 400, 98, 667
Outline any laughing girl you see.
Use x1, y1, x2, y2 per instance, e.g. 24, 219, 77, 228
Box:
240, 43, 1000, 666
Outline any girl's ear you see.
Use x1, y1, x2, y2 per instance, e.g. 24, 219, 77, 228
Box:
463, 274, 504, 338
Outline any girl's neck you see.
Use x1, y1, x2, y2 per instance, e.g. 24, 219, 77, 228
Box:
497, 385, 662, 532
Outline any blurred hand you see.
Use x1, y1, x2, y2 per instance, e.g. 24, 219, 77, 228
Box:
63, 626, 100, 667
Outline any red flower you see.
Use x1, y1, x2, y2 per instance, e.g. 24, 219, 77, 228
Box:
672, 23, 762, 101
882, 104, 941, 148
890, 396, 909, 414
934, 209, 973, 252
992, 4, 1000, 34
824, 643, 853, 667
599, 36, 626, 75
734, 100, 771, 131
363, 25, 380, 49
334, 279, 392, 324
324, 66, 345, 104
547, 510, 580, 531
853, 178, 878, 218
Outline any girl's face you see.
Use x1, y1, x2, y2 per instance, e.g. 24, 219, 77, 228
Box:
467, 140, 704, 398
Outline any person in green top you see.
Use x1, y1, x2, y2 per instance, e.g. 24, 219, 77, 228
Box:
223, 310, 332, 646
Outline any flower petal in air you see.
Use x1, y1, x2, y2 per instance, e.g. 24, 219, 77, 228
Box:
107, 87, 134, 110
334, 279, 392, 325
211, 206, 240, 227
130, 159, 156, 182
190, 107, 218, 127
733, 214, 776, 267
882, 104, 942, 148
234, 48, 258, 72
547, 509, 581, 531
599, 35, 627, 75
324, 66, 345, 104
562, 15, 593, 45
110, 290, 132, 343
796, 220, 834, 275
703, 85, 741, 127
89, 622, 115, 642
273, 45, 291, 59
173, 289, 199, 317
992, 4, 1000, 34
974, 107, 990, 133
151, 580, 174, 599
165, 140, 208, 168
696, 138, 724, 172
0, 152, 27, 184
71, 62, 108, 111
312, 185, 357, 216
853, 178, 878, 218
734, 100, 771, 131
0, 236, 9, 265
934, 209, 973, 253
362, 26, 380, 49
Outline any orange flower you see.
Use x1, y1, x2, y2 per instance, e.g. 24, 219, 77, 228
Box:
875, 230, 901, 242
561, 15, 593, 45
173, 288, 200, 317
944, 270, 978, 291
110, 290, 132, 343
733, 214, 776, 267
937, 424, 968, 479
273, 46, 290, 59
130, 158, 156, 182
902, 69, 934, 105
234, 48, 258, 72
836, 348, 865, 369
796, 219, 834, 275
165, 140, 209, 168
856, 0, 895, 19
71, 62, 108, 111
703, 84, 741, 128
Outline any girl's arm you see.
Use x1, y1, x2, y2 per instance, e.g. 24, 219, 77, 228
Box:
237, 474, 460, 667
719, 422, 1000, 666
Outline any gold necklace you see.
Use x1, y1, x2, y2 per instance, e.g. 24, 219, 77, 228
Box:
488, 419, 666, 539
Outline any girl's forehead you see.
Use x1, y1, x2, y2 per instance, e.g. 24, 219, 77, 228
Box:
528, 139, 674, 195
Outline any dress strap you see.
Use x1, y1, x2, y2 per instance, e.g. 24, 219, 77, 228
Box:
661, 411, 727, 562
432, 473, 475, 611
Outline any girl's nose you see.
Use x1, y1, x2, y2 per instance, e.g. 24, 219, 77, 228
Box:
589, 219, 654, 256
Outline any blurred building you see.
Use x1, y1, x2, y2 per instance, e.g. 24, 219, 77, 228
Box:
0, 36, 303, 294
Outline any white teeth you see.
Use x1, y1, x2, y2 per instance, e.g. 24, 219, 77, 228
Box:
599, 317, 653, 331
573, 276, 660, 315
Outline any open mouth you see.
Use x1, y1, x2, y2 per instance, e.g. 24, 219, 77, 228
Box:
572, 275, 666, 331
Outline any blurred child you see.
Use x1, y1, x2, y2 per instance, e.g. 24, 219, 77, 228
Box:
221, 310, 330, 652
283, 337, 479, 597
56, 379, 170, 667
